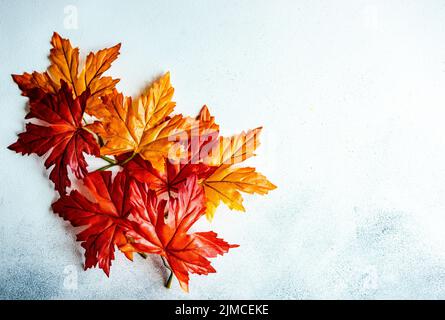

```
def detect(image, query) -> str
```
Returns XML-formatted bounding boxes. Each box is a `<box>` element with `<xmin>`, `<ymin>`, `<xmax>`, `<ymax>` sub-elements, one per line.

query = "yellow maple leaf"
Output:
<box><xmin>203</xmin><ymin>165</ymin><xmax>276</xmax><ymax>220</ymax></box>
<box><xmin>200</xmin><ymin>122</ymin><xmax>276</xmax><ymax>220</ymax></box>
<box><xmin>204</xmin><ymin>127</ymin><xmax>262</xmax><ymax>166</ymax></box>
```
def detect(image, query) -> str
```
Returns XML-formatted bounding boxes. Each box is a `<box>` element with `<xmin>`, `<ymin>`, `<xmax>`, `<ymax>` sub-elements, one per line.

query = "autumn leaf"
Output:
<box><xmin>8</xmin><ymin>81</ymin><xmax>99</xmax><ymax>194</ymax></box>
<box><xmin>52</xmin><ymin>171</ymin><xmax>136</xmax><ymax>276</ymax></box>
<box><xmin>90</xmin><ymin>73</ymin><xmax>204</xmax><ymax>171</ymax></box>
<box><xmin>123</xmin><ymin>176</ymin><xmax>238</xmax><ymax>292</ymax></box>
<box><xmin>124</xmin><ymin>154</ymin><xmax>217</xmax><ymax>197</ymax></box>
<box><xmin>200</xmin><ymin>118</ymin><xmax>276</xmax><ymax>220</ymax></box>
<box><xmin>204</xmin><ymin>127</ymin><xmax>261</xmax><ymax>166</ymax></box>
<box><xmin>203</xmin><ymin>165</ymin><xmax>276</xmax><ymax>219</ymax></box>
<box><xmin>12</xmin><ymin>32</ymin><xmax>120</xmax><ymax>112</ymax></box>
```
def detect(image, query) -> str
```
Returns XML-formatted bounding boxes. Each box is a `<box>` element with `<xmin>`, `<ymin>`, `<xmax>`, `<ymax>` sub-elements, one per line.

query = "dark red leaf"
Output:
<box><xmin>8</xmin><ymin>81</ymin><xmax>99</xmax><ymax>194</ymax></box>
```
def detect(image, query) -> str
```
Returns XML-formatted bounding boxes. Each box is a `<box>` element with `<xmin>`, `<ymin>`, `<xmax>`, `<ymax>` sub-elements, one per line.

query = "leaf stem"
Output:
<box><xmin>97</xmin><ymin>163</ymin><xmax>117</xmax><ymax>171</ymax></box>
<box><xmin>95</xmin><ymin>153</ymin><xmax>136</xmax><ymax>171</ymax></box>
<box><xmin>100</xmin><ymin>155</ymin><xmax>116</xmax><ymax>164</ymax></box>
<box><xmin>166</xmin><ymin>270</ymin><xmax>173</xmax><ymax>289</ymax></box>
<box><xmin>138</xmin><ymin>252</ymin><xmax>148</xmax><ymax>259</ymax></box>
<box><xmin>120</xmin><ymin>152</ymin><xmax>136</xmax><ymax>166</ymax></box>
<box><xmin>161</xmin><ymin>256</ymin><xmax>173</xmax><ymax>289</ymax></box>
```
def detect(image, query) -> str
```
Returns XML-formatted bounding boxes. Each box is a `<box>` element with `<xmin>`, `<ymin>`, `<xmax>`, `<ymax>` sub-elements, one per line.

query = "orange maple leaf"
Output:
<box><xmin>12</xmin><ymin>32</ymin><xmax>120</xmax><ymax>112</ymax></box>
<box><xmin>90</xmin><ymin>73</ymin><xmax>214</xmax><ymax>171</ymax></box>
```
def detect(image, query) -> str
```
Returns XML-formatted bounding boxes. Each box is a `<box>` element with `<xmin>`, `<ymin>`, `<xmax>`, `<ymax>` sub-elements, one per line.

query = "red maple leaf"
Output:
<box><xmin>124</xmin><ymin>154</ymin><xmax>217</xmax><ymax>197</ymax></box>
<box><xmin>124</xmin><ymin>176</ymin><xmax>238</xmax><ymax>292</ymax></box>
<box><xmin>51</xmin><ymin>170</ymin><xmax>136</xmax><ymax>276</ymax></box>
<box><xmin>8</xmin><ymin>81</ymin><xmax>99</xmax><ymax>194</ymax></box>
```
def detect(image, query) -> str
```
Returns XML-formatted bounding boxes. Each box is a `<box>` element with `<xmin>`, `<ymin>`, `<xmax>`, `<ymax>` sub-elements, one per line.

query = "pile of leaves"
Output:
<box><xmin>8</xmin><ymin>32</ymin><xmax>276</xmax><ymax>292</ymax></box>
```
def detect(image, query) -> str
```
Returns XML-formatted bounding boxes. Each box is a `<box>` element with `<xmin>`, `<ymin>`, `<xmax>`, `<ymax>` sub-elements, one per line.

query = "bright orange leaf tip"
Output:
<box><xmin>198</xmin><ymin>104</ymin><xmax>219</xmax><ymax>134</ymax></box>
<box><xmin>123</xmin><ymin>175</ymin><xmax>238</xmax><ymax>292</ymax></box>
<box><xmin>12</xmin><ymin>32</ymin><xmax>121</xmax><ymax>113</ymax></box>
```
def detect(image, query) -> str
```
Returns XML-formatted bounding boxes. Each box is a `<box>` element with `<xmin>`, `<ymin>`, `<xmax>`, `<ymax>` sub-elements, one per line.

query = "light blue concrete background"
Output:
<box><xmin>2</xmin><ymin>0</ymin><xmax>445</xmax><ymax>299</ymax></box>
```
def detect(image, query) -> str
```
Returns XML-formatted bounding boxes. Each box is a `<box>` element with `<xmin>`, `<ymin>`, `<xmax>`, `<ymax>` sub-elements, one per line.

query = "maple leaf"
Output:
<box><xmin>12</xmin><ymin>32</ymin><xmax>120</xmax><ymax>112</ymax></box>
<box><xmin>51</xmin><ymin>171</ymin><xmax>136</xmax><ymax>276</ymax></box>
<box><xmin>8</xmin><ymin>81</ymin><xmax>99</xmax><ymax>194</ymax></box>
<box><xmin>125</xmin><ymin>154</ymin><xmax>216</xmax><ymax>197</ymax></box>
<box><xmin>123</xmin><ymin>176</ymin><xmax>238</xmax><ymax>292</ymax></box>
<box><xmin>202</xmin><ymin>165</ymin><xmax>276</xmax><ymax>218</ymax></box>
<box><xmin>204</xmin><ymin>127</ymin><xmax>261</xmax><ymax>165</ymax></box>
<box><xmin>90</xmin><ymin>72</ymin><xmax>204</xmax><ymax>171</ymax></box>
<box><xmin>200</xmin><ymin>122</ymin><xmax>276</xmax><ymax>220</ymax></box>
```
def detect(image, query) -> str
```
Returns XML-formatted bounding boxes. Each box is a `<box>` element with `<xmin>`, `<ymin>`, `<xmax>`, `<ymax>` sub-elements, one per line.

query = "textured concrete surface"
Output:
<box><xmin>2</xmin><ymin>0</ymin><xmax>445</xmax><ymax>299</ymax></box>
